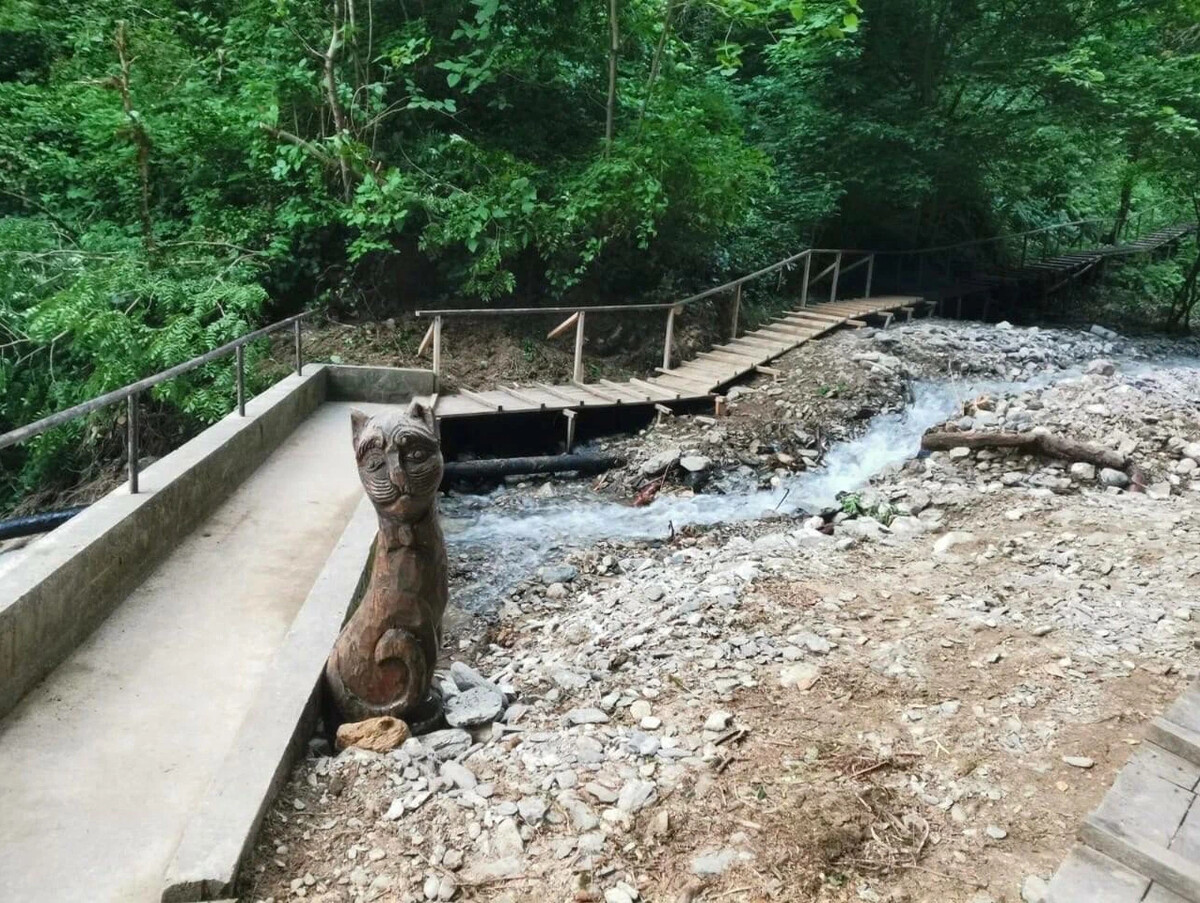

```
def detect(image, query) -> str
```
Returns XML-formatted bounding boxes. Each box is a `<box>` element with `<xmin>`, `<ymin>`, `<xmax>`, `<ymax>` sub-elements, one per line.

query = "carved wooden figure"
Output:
<box><xmin>325</xmin><ymin>402</ymin><xmax>448</xmax><ymax>723</ymax></box>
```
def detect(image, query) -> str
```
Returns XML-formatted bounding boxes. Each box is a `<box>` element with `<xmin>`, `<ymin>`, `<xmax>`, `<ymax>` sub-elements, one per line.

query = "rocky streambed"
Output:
<box><xmin>246</xmin><ymin>319</ymin><xmax>1200</xmax><ymax>903</ymax></box>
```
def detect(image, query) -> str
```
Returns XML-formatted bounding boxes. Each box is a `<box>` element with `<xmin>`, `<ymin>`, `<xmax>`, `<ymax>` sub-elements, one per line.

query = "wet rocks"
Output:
<box><xmin>1099</xmin><ymin>467</ymin><xmax>1130</xmax><ymax>488</ymax></box>
<box><xmin>641</xmin><ymin>448</ymin><xmax>682</xmax><ymax>477</ymax></box>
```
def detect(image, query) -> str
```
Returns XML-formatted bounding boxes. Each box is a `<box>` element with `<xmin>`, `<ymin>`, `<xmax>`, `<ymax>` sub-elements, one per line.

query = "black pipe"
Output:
<box><xmin>0</xmin><ymin>506</ymin><xmax>88</xmax><ymax>541</ymax></box>
<box><xmin>442</xmin><ymin>452</ymin><xmax>625</xmax><ymax>483</ymax></box>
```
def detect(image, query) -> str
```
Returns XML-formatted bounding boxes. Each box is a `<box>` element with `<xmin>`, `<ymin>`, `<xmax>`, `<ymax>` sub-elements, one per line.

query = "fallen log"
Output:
<box><xmin>920</xmin><ymin>429</ymin><xmax>1129</xmax><ymax>471</ymax></box>
<box><xmin>442</xmin><ymin>452</ymin><xmax>625</xmax><ymax>483</ymax></box>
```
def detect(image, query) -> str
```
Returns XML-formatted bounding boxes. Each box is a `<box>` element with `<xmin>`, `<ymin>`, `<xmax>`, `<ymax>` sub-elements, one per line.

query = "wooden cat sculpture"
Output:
<box><xmin>325</xmin><ymin>402</ymin><xmax>448</xmax><ymax>723</ymax></box>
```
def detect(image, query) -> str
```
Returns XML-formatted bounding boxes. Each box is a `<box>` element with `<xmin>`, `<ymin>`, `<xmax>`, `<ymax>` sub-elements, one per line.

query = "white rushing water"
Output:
<box><xmin>441</xmin><ymin>376</ymin><xmax>1022</xmax><ymax>610</ymax></box>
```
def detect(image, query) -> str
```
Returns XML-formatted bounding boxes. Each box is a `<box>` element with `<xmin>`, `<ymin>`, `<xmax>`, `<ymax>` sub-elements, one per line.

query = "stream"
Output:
<box><xmin>440</xmin><ymin>375</ymin><xmax>1026</xmax><ymax>612</ymax></box>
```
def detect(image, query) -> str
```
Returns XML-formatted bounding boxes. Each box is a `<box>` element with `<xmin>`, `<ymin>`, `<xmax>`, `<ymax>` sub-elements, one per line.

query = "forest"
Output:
<box><xmin>1</xmin><ymin>0</ymin><xmax>1199</xmax><ymax>509</ymax></box>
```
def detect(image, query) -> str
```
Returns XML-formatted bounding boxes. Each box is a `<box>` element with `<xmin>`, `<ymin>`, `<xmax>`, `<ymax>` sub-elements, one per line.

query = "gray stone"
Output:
<box><xmin>566</xmin><ymin>707</ymin><xmax>610</xmax><ymax>725</ymax></box>
<box><xmin>421</xmin><ymin>729</ymin><xmax>473</xmax><ymax>760</ymax></box>
<box><xmin>779</xmin><ymin>663</ymin><xmax>820</xmax><ymax>690</ymax></box>
<box><xmin>1183</xmin><ymin>442</ymin><xmax>1200</xmax><ymax>463</ymax></box>
<box><xmin>1099</xmin><ymin>468</ymin><xmax>1130</xmax><ymax>488</ymax></box>
<box><xmin>518</xmin><ymin>796</ymin><xmax>548</xmax><ymax>823</ymax></box>
<box><xmin>640</xmin><ymin>448</ymin><xmax>682</xmax><ymax>477</ymax></box>
<box><xmin>440</xmin><ymin>760</ymin><xmax>477</xmax><ymax>790</ymax></box>
<box><xmin>1062</xmin><ymin>755</ymin><xmax>1095</xmax><ymax>769</ymax></box>
<box><xmin>679</xmin><ymin>455</ymin><xmax>711</xmax><ymax>473</ymax></box>
<box><xmin>538</xmin><ymin>564</ymin><xmax>578</xmax><ymax>584</ymax></box>
<box><xmin>986</xmin><ymin>825</ymin><xmax>1008</xmax><ymax>840</ymax></box>
<box><xmin>617</xmin><ymin>779</ymin><xmax>657</xmax><ymax>813</ymax></box>
<box><xmin>444</xmin><ymin>687</ymin><xmax>505</xmax><ymax>728</ymax></box>
<box><xmin>449</xmin><ymin>661</ymin><xmax>503</xmax><ymax>696</ymax></box>
<box><xmin>703</xmin><ymin>711</ymin><xmax>733</xmax><ymax>731</ymax></box>
<box><xmin>1069</xmin><ymin>462</ymin><xmax>1096</xmax><ymax>481</ymax></box>
<box><xmin>691</xmin><ymin>848</ymin><xmax>737</xmax><ymax>876</ymax></box>
<box><xmin>1086</xmin><ymin>359</ymin><xmax>1116</xmax><ymax>376</ymax></box>
<box><xmin>492</xmin><ymin>817</ymin><xmax>524</xmax><ymax>857</ymax></box>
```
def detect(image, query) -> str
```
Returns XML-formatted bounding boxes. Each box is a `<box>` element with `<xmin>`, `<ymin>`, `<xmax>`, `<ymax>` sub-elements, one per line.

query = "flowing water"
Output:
<box><xmin>442</xmin><ymin>376</ymin><xmax>1022</xmax><ymax>611</ymax></box>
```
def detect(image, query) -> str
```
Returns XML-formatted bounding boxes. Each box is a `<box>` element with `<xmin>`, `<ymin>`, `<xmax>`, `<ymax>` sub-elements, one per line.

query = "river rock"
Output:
<box><xmin>617</xmin><ymin>779</ymin><xmax>657</xmax><ymax>813</ymax></box>
<box><xmin>444</xmin><ymin>686</ymin><xmax>505</xmax><ymax>728</ymax></box>
<box><xmin>691</xmin><ymin>848</ymin><xmax>737</xmax><ymax>876</ymax></box>
<box><xmin>1099</xmin><ymin>468</ymin><xmax>1130</xmax><ymax>488</ymax></box>
<box><xmin>1085</xmin><ymin>359</ymin><xmax>1116</xmax><ymax>376</ymax></box>
<box><xmin>679</xmin><ymin>455</ymin><xmax>711</xmax><ymax>473</ymax></box>
<box><xmin>1182</xmin><ymin>442</ymin><xmax>1200</xmax><ymax>462</ymax></box>
<box><xmin>538</xmin><ymin>564</ymin><xmax>578</xmax><ymax>585</ymax></box>
<box><xmin>1069</xmin><ymin>462</ymin><xmax>1095</xmax><ymax>481</ymax></box>
<box><xmin>420</xmin><ymin>728</ymin><xmax>473</xmax><ymax>760</ymax></box>
<box><xmin>641</xmin><ymin>448</ymin><xmax>681</xmax><ymax>476</ymax></box>
<box><xmin>450</xmin><ymin>661</ymin><xmax>504</xmax><ymax>696</ymax></box>
<box><xmin>566</xmin><ymin>707</ymin><xmax>610</xmax><ymax>725</ymax></box>
<box><xmin>336</xmin><ymin>716</ymin><xmax>411</xmax><ymax>753</ymax></box>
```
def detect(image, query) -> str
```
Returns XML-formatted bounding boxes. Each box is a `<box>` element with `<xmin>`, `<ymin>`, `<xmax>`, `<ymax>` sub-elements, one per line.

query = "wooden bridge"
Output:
<box><xmin>421</xmin><ymin>292</ymin><xmax>929</xmax><ymax>422</ymax></box>
<box><xmin>1048</xmin><ymin>679</ymin><xmax>1200</xmax><ymax>902</ymax></box>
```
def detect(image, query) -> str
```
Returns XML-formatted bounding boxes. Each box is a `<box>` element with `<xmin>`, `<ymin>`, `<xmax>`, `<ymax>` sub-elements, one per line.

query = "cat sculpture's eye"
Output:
<box><xmin>365</xmin><ymin>451</ymin><xmax>385</xmax><ymax>470</ymax></box>
<box><xmin>408</xmin><ymin>448</ymin><xmax>429</xmax><ymax>463</ymax></box>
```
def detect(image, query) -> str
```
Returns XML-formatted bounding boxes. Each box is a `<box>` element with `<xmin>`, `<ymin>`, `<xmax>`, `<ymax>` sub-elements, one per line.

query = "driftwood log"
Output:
<box><xmin>921</xmin><ymin>429</ymin><xmax>1130</xmax><ymax>471</ymax></box>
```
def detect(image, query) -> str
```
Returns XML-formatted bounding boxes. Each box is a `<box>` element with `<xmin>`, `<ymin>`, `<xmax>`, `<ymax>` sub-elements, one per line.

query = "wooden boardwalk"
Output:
<box><xmin>1048</xmin><ymin>680</ymin><xmax>1200</xmax><ymax>902</ymax></box>
<box><xmin>426</xmin><ymin>295</ymin><xmax>925</xmax><ymax>420</ymax></box>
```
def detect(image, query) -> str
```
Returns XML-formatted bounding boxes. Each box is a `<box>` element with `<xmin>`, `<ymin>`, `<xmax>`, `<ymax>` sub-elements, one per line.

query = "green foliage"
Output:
<box><xmin>1</xmin><ymin>0</ymin><xmax>1199</xmax><ymax>510</ymax></box>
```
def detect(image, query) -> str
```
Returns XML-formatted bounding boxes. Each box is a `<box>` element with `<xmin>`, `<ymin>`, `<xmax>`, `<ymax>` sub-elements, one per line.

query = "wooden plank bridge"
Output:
<box><xmin>1049</xmin><ymin>680</ymin><xmax>1200</xmax><ymax>902</ymax></box>
<box><xmin>423</xmin><ymin>293</ymin><xmax>927</xmax><ymax>422</ymax></box>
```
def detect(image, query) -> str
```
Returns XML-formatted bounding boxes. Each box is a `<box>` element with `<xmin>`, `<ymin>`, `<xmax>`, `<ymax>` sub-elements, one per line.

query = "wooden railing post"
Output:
<box><xmin>127</xmin><ymin>393</ymin><xmax>139</xmax><ymax>494</ymax></box>
<box><xmin>662</xmin><ymin>306</ymin><xmax>676</xmax><ymax>370</ymax></box>
<box><xmin>829</xmin><ymin>251</ymin><xmax>842</xmax><ymax>302</ymax></box>
<box><xmin>800</xmin><ymin>251</ymin><xmax>812</xmax><ymax>307</ymax></box>
<box><xmin>432</xmin><ymin>315</ymin><xmax>443</xmax><ymax>389</ymax></box>
<box><xmin>730</xmin><ymin>283</ymin><xmax>742</xmax><ymax>337</ymax></box>
<box><xmin>293</xmin><ymin>319</ymin><xmax>303</xmax><ymax>375</ymax></box>
<box><xmin>573</xmin><ymin>310</ymin><xmax>586</xmax><ymax>383</ymax></box>
<box><xmin>864</xmin><ymin>254</ymin><xmax>875</xmax><ymax>298</ymax></box>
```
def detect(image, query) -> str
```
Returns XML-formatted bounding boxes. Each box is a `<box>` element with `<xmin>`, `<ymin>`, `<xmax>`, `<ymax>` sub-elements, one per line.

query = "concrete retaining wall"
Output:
<box><xmin>161</xmin><ymin>497</ymin><xmax>376</xmax><ymax>902</ymax></box>
<box><xmin>0</xmin><ymin>367</ymin><xmax>329</xmax><ymax>719</ymax></box>
<box><xmin>325</xmin><ymin>364</ymin><xmax>435</xmax><ymax>403</ymax></box>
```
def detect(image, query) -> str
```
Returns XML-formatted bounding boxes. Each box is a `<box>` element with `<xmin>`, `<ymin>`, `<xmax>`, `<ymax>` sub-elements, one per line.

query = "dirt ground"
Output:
<box><xmin>243</xmin><ymin>319</ymin><xmax>1200</xmax><ymax>903</ymax></box>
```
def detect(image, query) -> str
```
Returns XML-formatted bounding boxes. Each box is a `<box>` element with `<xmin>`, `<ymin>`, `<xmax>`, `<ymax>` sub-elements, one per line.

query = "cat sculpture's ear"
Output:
<box><xmin>350</xmin><ymin>408</ymin><xmax>370</xmax><ymax>445</ymax></box>
<box><xmin>407</xmin><ymin>399</ymin><xmax>436</xmax><ymax>430</ymax></box>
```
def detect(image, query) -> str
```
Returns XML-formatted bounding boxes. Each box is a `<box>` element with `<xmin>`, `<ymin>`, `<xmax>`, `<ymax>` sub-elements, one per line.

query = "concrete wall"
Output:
<box><xmin>0</xmin><ymin>366</ymin><xmax>329</xmax><ymax>719</ymax></box>
<box><xmin>325</xmin><ymin>364</ymin><xmax>435</xmax><ymax>403</ymax></box>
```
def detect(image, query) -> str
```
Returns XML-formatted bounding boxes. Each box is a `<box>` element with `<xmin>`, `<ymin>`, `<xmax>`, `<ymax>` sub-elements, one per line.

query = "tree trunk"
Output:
<box><xmin>921</xmin><ymin>429</ymin><xmax>1129</xmax><ymax>471</ymax></box>
<box><xmin>604</xmin><ymin>0</ymin><xmax>619</xmax><ymax>156</ymax></box>
<box><xmin>324</xmin><ymin>0</ymin><xmax>354</xmax><ymax>200</ymax></box>
<box><xmin>113</xmin><ymin>22</ymin><xmax>154</xmax><ymax>255</ymax></box>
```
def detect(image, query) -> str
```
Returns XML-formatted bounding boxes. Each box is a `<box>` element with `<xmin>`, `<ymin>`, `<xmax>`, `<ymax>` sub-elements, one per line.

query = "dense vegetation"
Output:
<box><xmin>1</xmin><ymin>0</ymin><xmax>1199</xmax><ymax>509</ymax></box>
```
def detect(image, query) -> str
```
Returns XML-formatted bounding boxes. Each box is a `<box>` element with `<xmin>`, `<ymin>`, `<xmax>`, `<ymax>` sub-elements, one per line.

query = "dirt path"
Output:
<box><xmin>245</xmin><ymin>320</ymin><xmax>1200</xmax><ymax>903</ymax></box>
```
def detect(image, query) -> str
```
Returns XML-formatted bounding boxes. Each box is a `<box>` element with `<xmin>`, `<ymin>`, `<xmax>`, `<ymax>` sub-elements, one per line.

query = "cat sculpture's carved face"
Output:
<box><xmin>351</xmin><ymin>402</ymin><xmax>442</xmax><ymax>522</ymax></box>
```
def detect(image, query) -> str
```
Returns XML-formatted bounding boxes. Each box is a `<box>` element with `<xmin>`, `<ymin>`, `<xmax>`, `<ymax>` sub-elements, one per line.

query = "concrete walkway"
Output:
<box><xmin>0</xmin><ymin>403</ymin><xmax>370</xmax><ymax>902</ymax></box>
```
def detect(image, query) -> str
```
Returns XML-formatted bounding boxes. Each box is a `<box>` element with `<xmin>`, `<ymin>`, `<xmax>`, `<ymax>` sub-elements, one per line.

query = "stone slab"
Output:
<box><xmin>1165</xmin><ymin>685</ymin><xmax>1200</xmax><ymax>736</ymax></box>
<box><xmin>161</xmin><ymin>496</ymin><xmax>376</xmax><ymax>902</ymax></box>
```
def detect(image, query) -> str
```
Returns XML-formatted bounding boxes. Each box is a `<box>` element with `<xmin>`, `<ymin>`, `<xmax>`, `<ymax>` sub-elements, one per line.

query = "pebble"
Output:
<box><xmin>691</xmin><ymin>848</ymin><xmax>737</xmax><ymax>876</ymax></box>
<box><xmin>1099</xmin><ymin>467</ymin><xmax>1130</xmax><ymax>488</ymax></box>
<box><xmin>1062</xmin><ymin>756</ymin><xmax>1095</xmax><ymax>769</ymax></box>
<box><xmin>566</xmin><ymin>707</ymin><xmax>610</xmax><ymax>725</ymax></box>
<box><xmin>779</xmin><ymin>663</ymin><xmax>820</xmax><ymax>690</ymax></box>
<box><xmin>986</xmin><ymin>825</ymin><xmax>1008</xmax><ymax>840</ymax></box>
<box><xmin>1021</xmin><ymin>875</ymin><xmax>1049</xmax><ymax>903</ymax></box>
<box><xmin>703</xmin><ymin>711</ymin><xmax>733</xmax><ymax>731</ymax></box>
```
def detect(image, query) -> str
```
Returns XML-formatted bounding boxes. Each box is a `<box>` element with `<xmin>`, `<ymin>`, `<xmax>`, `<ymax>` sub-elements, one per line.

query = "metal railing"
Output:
<box><xmin>414</xmin><ymin>248</ymin><xmax>875</xmax><ymax>389</ymax></box>
<box><xmin>0</xmin><ymin>311</ymin><xmax>314</xmax><ymax>494</ymax></box>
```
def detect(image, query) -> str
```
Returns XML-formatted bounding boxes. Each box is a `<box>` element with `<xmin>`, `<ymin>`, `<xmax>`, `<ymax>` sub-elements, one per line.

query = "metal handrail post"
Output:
<box><xmin>127</xmin><ymin>394</ymin><xmax>139</xmax><ymax>494</ymax></box>
<box><xmin>432</xmin><ymin>315</ymin><xmax>443</xmax><ymax>389</ymax></box>
<box><xmin>235</xmin><ymin>345</ymin><xmax>246</xmax><ymax>417</ymax></box>
<box><xmin>293</xmin><ymin>320</ymin><xmax>303</xmax><ymax>375</ymax></box>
